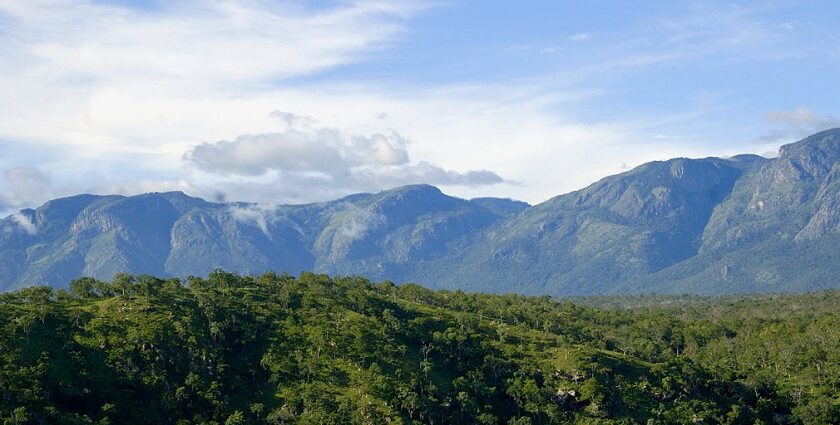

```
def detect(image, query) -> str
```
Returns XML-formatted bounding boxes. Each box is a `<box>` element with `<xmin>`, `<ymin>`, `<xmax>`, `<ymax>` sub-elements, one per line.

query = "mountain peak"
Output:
<box><xmin>382</xmin><ymin>183</ymin><xmax>443</xmax><ymax>196</ymax></box>
<box><xmin>773</xmin><ymin>128</ymin><xmax>840</xmax><ymax>180</ymax></box>
<box><xmin>331</xmin><ymin>184</ymin><xmax>444</xmax><ymax>206</ymax></box>
<box><xmin>369</xmin><ymin>184</ymin><xmax>450</xmax><ymax>208</ymax></box>
<box><xmin>779</xmin><ymin>128</ymin><xmax>840</xmax><ymax>154</ymax></box>
<box><xmin>146</xmin><ymin>190</ymin><xmax>190</xmax><ymax>198</ymax></box>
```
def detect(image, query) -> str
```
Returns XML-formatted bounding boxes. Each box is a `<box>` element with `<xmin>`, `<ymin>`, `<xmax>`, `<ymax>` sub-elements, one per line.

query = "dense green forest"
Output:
<box><xmin>1</xmin><ymin>272</ymin><xmax>839</xmax><ymax>424</ymax></box>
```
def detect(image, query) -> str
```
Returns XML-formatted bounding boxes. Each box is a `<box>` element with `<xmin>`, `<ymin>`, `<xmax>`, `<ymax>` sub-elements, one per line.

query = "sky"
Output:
<box><xmin>1</xmin><ymin>0</ymin><xmax>839</xmax><ymax>214</ymax></box>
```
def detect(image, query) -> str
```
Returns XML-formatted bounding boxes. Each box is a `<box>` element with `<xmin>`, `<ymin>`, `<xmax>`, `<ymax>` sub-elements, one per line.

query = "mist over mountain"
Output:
<box><xmin>2</xmin><ymin>129</ymin><xmax>840</xmax><ymax>295</ymax></box>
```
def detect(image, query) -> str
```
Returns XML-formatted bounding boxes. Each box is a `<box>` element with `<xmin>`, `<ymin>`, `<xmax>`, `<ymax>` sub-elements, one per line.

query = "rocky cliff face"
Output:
<box><xmin>638</xmin><ymin>129</ymin><xmax>840</xmax><ymax>293</ymax></box>
<box><xmin>2</xmin><ymin>129</ymin><xmax>840</xmax><ymax>295</ymax></box>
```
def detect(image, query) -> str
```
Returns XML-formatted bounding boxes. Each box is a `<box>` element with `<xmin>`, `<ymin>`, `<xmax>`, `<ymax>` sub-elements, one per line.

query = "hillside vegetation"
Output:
<box><xmin>1</xmin><ymin>272</ymin><xmax>839</xmax><ymax>424</ymax></box>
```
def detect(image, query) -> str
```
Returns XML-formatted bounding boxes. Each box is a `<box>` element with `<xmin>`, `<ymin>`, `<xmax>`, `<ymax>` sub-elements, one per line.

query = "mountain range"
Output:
<box><xmin>2</xmin><ymin>129</ymin><xmax>840</xmax><ymax>295</ymax></box>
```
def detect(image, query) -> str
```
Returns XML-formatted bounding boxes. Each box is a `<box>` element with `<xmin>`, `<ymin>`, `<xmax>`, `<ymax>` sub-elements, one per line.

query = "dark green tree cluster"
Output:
<box><xmin>1</xmin><ymin>272</ymin><xmax>838</xmax><ymax>424</ymax></box>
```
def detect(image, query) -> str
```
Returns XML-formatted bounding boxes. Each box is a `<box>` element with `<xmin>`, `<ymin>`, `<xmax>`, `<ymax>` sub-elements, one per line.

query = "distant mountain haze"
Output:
<box><xmin>2</xmin><ymin>129</ymin><xmax>840</xmax><ymax>295</ymax></box>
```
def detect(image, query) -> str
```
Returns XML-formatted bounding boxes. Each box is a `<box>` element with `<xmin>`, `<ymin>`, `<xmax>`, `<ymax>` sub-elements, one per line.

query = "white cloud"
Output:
<box><xmin>11</xmin><ymin>213</ymin><xmax>37</xmax><ymax>235</ymax></box>
<box><xmin>0</xmin><ymin>0</ymin><xmax>416</xmax><ymax>85</ymax></box>
<box><xmin>184</xmin><ymin>113</ymin><xmax>412</xmax><ymax>176</ymax></box>
<box><xmin>269</xmin><ymin>111</ymin><xmax>320</xmax><ymax>131</ymax></box>
<box><xmin>758</xmin><ymin>107</ymin><xmax>840</xmax><ymax>146</ymax></box>
<box><xmin>229</xmin><ymin>203</ymin><xmax>281</xmax><ymax>237</ymax></box>
<box><xmin>333</xmin><ymin>203</ymin><xmax>386</xmax><ymax>242</ymax></box>
<box><xmin>0</xmin><ymin>0</ymin><xmax>425</xmax><ymax>151</ymax></box>
<box><xmin>764</xmin><ymin>107</ymin><xmax>840</xmax><ymax>131</ymax></box>
<box><xmin>568</xmin><ymin>33</ymin><xmax>591</xmax><ymax>42</ymax></box>
<box><xmin>183</xmin><ymin>112</ymin><xmax>506</xmax><ymax>201</ymax></box>
<box><xmin>0</xmin><ymin>167</ymin><xmax>53</xmax><ymax>211</ymax></box>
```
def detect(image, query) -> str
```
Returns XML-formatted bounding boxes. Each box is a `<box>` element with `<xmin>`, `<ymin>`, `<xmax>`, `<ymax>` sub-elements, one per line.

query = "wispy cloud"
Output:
<box><xmin>0</xmin><ymin>167</ymin><xmax>53</xmax><ymax>211</ymax></box>
<box><xmin>229</xmin><ymin>203</ymin><xmax>281</xmax><ymax>237</ymax></box>
<box><xmin>758</xmin><ymin>107</ymin><xmax>840</xmax><ymax>146</ymax></box>
<box><xmin>568</xmin><ymin>33</ymin><xmax>591</xmax><ymax>42</ymax></box>
<box><xmin>764</xmin><ymin>107</ymin><xmax>840</xmax><ymax>132</ymax></box>
<box><xmin>0</xmin><ymin>0</ymin><xmax>418</xmax><ymax>86</ymax></box>
<box><xmin>11</xmin><ymin>213</ymin><xmax>37</xmax><ymax>235</ymax></box>
<box><xmin>333</xmin><ymin>203</ymin><xmax>386</xmax><ymax>242</ymax></box>
<box><xmin>0</xmin><ymin>0</ymin><xmax>426</xmax><ymax>147</ymax></box>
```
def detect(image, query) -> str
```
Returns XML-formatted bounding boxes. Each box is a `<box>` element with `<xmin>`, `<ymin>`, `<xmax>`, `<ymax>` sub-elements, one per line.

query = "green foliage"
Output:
<box><xmin>1</xmin><ymin>273</ymin><xmax>839</xmax><ymax>424</ymax></box>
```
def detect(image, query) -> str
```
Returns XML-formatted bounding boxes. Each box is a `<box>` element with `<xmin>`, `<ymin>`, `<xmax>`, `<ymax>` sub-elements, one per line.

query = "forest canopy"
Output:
<box><xmin>1</xmin><ymin>271</ymin><xmax>839</xmax><ymax>424</ymax></box>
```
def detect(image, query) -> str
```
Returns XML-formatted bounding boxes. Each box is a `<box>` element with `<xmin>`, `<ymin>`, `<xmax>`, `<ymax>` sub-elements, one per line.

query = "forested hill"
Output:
<box><xmin>3</xmin><ymin>129</ymin><xmax>840</xmax><ymax>296</ymax></box>
<box><xmin>1</xmin><ymin>272</ymin><xmax>839</xmax><ymax>424</ymax></box>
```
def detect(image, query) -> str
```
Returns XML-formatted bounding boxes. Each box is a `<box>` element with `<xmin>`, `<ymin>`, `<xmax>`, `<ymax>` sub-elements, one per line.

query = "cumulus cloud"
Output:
<box><xmin>183</xmin><ymin>112</ymin><xmax>410</xmax><ymax>176</ymax></box>
<box><xmin>183</xmin><ymin>112</ymin><xmax>505</xmax><ymax>201</ymax></box>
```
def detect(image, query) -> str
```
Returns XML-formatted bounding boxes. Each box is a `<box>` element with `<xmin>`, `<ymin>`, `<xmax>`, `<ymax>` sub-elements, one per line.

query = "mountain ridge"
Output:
<box><xmin>2</xmin><ymin>129</ymin><xmax>840</xmax><ymax>295</ymax></box>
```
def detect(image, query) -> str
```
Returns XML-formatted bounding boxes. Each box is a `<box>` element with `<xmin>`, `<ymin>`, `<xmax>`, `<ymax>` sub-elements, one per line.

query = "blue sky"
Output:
<box><xmin>0</xmin><ymin>0</ymin><xmax>838</xmax><ymax>214</ymax></box>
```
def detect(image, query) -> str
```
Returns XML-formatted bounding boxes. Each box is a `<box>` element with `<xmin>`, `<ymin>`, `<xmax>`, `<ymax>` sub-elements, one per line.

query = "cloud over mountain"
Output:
<box><xmin>185</xmin><ymin>115</ymin><xmax>410</xmax><ymax>176</ymax></box>
<box><xmin>765</xmin><ymin>107</ymin><xmax>840</xmax><ymax>133</ymax></box>
<box><xmin>759</xmin><ymin>107</ymin><xmax>840</xmax><ymax>145</ymax></box>
<box><xmin>183</xmin><ymin>112</ymin><xmax>505</xmax><ymax>200</ymax></box>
